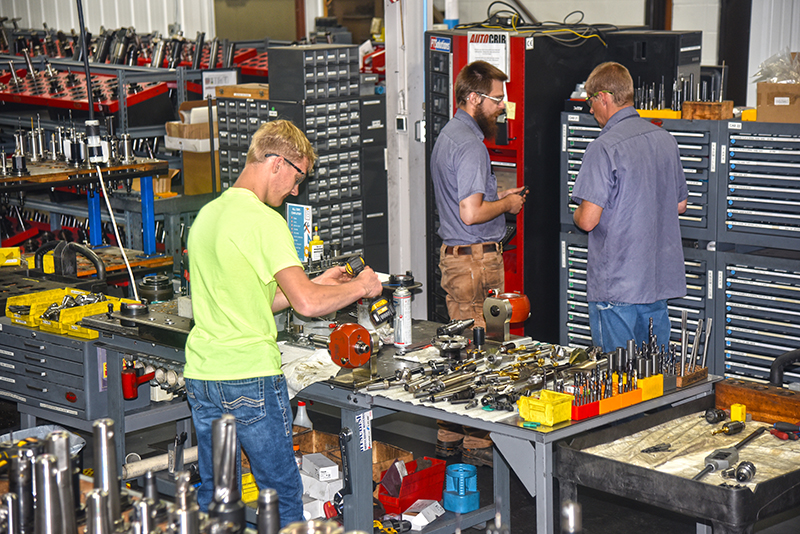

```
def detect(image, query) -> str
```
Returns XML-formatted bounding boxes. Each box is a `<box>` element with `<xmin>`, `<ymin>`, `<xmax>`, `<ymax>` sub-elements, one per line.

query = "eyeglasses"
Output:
<box><xmin>586</xmin><ymin>90</ymin><xmax>614</xmax><ymax>104</ymax></box>
<box><xmin>476</xmin><ymin>92</ymin><xmax>505</xmax><ymax>105</ymax></box>
<box><xmin>265</xmin><ymin>153</ymin><xmax>306</xmax><ymax>183</ymax></box>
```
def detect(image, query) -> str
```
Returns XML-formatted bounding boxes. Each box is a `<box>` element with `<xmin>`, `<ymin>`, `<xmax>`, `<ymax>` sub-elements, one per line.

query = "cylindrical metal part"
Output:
<box><xmin>174</xmin><ymin>472</ymin><xmax>200</xmax><ymax>534</ymax></box>
<box><xmin>736</xmin><ymin>461</ymin><xmax>756</xmax><ymax>483</ymax></box>
<box><xmin>85</xmin><ymin>489</ymin><xmax>111</xmax><ymax>534</ymax></box>
<box><xmin>2</xmin><ymin>492</ymin><xmax>20</xmax><ymax>534</ymax></box>
<box><xmin>614</xmin><ymin>347</ymin><xmax>625</xmax><ymax>373</ymax></box>
<box><xmin>222</xmin><ymin>40</ymin><xmax>236</xmax><ymax>69</ymax></box>
<box><xmin>393</xmin><ymin>286</ymin><xmax>412</xmax><ymax>350</ymax></box>
<box><xmin>45</xmin><ymin>431</ymin><xmax>77</xmax><ymax>534</ymax></box>
<box><xmin>133</xmin><ymin>498</ymin><xmax>155</xmax><ymax>534</ymax></box>
<box><xmin>207</xmin><ymin>38</ymin><xmax>220</xmax><ymax>69</ymax></box>
<box><xmin>700</xmin><ymin>317</ymin><xmax>713</xmax><ymax>369</ymax></box>
<box><xmin>14</xmin><ymin>131</ymin><xmax>26</xmax><ymax>157</ymax></box>
<box><xmin>680</xmin><ymin>310</ymin><xmax>688</xmax><ymax>376</ymax></box>
<box><xmin>257</xmin><ymin>488</ymin><xmax>280</xmax><ymax>534</ymax></box>
<box><xmin>10</xmin><ymin>447</ymin><xmax>35</xmax><ymax>534</ymax></box>
<box><xmin>192</xmin><ymin>32</ymin><xmax>205</xmax><ymax>70</ymax></box>
<box><xmin>626</xmin><ymin>339</ymin><xmax>635</xmax><ymax>362</ymax></box>
<box><xmin>150</xmin><ymin>40</ymin><xmax>167</xmax><ymax>69</ymax></box>
<box><xmin>635</xmin><ymin>357</ymin><xmax>645</xmax><ymax>378</ymax></box>
<box><xmin>120</xmin><ymin>133</ymin><xmax>135</xmax><ymax>164</ymax></box>
<box><xmin>34</xmin><ymin>454</ymin><xmax>63</xmax><ymax>534</ymax></box>
<box><xmin>143</xmin><ymin>470</ymin><xmax>159</xmax><ymax>501</ymax></box>
<box><xmin>473</xmin><ymin>326</ymin><xmax>485</xmax><ymax>350</ymax></box>
<box><xmin>92</xmin><ymin>419</ymin><xmax>121</xmax><ymax>526</ymax></box>
<box><xmin>278</xmin><ymin>521</ymin><xmax>344</xmax><ymax>534</ymax></box>
<box><xmin>209</xmin><ymin>415</ymin><xmax>245</xmax><ymax>531</ymax></box>
<box><xmin>21</xmin><ymin>48</ymin><xmax>36</xmax><ymax>78</ymax></box>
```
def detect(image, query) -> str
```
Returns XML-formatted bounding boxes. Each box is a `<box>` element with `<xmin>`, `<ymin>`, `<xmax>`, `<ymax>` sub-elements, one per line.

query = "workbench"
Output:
<box><xmin>5</xmin><ymin>311</ymin><xmax>726</xmax><ymax>533</ymax></box>
<box><xmin>295</xmin><ymin>320</ymin><xmax>720</xmax><ymax>534</ymax></box>
<box><xmin>556</xmin><ymin>395</ymin><xmax>800</xmax><ymax>534</ymax></box>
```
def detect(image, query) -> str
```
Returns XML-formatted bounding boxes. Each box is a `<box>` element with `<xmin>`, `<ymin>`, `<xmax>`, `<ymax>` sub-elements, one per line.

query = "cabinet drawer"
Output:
<box><xmin>0</xmin><ymin>347</ymin><xmax>83</xmax><ymax>375</ymax></box>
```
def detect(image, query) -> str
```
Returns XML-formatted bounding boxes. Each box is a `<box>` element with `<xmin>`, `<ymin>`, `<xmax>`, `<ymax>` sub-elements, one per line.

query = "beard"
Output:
<box><xmin>474</xmin><ymin>103</ymin><xmax>500</xmax><ymax>140</ymax></box>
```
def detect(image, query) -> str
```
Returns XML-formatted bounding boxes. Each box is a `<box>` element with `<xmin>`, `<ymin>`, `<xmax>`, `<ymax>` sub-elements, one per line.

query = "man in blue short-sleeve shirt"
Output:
<box><xmin>572</xmin><ymin>62</ymin><xmax>688</xmax><ymax>352</ymax></box>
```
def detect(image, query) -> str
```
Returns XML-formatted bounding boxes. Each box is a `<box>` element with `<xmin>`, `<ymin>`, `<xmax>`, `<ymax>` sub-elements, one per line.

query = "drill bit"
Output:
<box><xmin>680</xmin><ymin>310</ymin><xmax>688</xmax><ymax>376</ymax></box>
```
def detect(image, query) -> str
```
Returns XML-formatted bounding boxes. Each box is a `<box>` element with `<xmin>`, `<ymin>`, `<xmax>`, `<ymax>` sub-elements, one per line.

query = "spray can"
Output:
<box><xmin>393</xmin><ymin>286</ymin><xmax>411</xmax><ymax>350</ymax></box>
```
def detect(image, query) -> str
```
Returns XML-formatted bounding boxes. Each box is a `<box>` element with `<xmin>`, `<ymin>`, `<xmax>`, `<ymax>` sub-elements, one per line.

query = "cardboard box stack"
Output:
<box><xmin>756</xmin><ymin>52</ymin><xmax>800</xmax><ymax>124</ymax></box>
<box><xmin>164</xmin><ymin>101</ymin><xmax>221</xmax><ymax>195</ymax></box>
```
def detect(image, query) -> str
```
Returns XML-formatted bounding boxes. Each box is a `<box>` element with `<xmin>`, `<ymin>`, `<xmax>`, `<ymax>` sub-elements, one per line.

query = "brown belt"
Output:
<box><xmin>444</xmin><ymin>243</ymin><xmax>500</xmax><ymax>256</ymax></box>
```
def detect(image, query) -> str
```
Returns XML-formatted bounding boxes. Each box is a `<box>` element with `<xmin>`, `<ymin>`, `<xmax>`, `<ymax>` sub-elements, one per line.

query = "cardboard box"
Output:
<box><xmin>402</xmin><ymin>499</ymin><xmax>446</xmax><ymax>531</ymax></box>
<box><xmin>302</xmin><ymin>453</ymin><xmax>339</xmax><ymax>481</ymax></box>
<box><xmin>756</xmin><ymin>82</ymin><xmax>800</xmax><ymax>123</ymax></box>
<box><xmin>164</xmin><ymin>100</ymin><xmax>221</xmax><ymax>195</ymax></box>
<box><xmin>300</xmin><ymin>471</ymin><xmax>344</xmax><ymax>501</ymax></box>
<box><xmin>293</xmin><ymin>427</ymin><xmax>414</xmax><ymax>483</ymax></box>
<box><xmin>302</xmin><ymin>495</ymin><xmax>325</xmax><ymax>520</ymax></box>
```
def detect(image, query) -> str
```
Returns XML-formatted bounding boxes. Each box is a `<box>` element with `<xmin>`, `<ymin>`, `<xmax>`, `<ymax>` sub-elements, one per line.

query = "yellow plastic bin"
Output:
<box><xmin>517</xmin><ymin>390</ymin><xmax>574</xmax><ymax>426</ymax></box>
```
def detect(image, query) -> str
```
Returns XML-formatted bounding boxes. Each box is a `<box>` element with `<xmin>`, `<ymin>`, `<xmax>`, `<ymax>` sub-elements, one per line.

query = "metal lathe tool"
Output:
<box><xmin>33</xmin><ymin>454</ymin><xmax>61</xmax><ymax>534</ymax></box>
<box><xmin>92</xmin><ymin>419</ymin><xmax>121</xmax><ymax>526</ymax></box>
<box><xmin>209</xmin><ymin>415</ymin><xmax>245</xmax><ymax>532</ymax></box>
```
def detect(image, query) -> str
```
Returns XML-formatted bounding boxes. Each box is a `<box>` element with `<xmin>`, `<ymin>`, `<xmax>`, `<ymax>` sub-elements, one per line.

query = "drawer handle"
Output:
<box><xmin>25</xmin><ymin>368</ymin><xmax>46</xmax><ymax>378</ymax></box>
<box><xmin>23</xmin><ymin>343</ymin><xmax>46</xmax><ymax>351</ymax></box>
<box><xmin>26</xmin><ymin>384</ymin><xmax>48</xmax><ymax>393</ymax></box>
<box><xmin>23</xmin><ymin>355</ymin><xmax>46</xmax><ymax>364</ymax></box>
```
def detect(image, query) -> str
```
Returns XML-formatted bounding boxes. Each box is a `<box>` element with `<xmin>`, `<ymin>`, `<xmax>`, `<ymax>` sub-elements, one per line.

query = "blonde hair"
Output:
<box><xmin>246</xmin><ymin>120</ymin><xmax>317</xmax><ymax>171</ymax></box>
<box><xmin>585</xmin><ymin>62</ymin><xmax>634</xmax><ymax>107</ymax></box>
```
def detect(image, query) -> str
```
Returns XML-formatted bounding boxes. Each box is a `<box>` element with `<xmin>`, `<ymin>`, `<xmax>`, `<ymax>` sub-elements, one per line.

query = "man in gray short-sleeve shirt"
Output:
<box><xmin>431</xmin><ymin>60</ymin><xmax>526</xmax><ymax>328</ymax></box>
<box><xmin>572</xmin><ymin>62</ymin><xmax>688</xmax><ymax>352</ymax></box>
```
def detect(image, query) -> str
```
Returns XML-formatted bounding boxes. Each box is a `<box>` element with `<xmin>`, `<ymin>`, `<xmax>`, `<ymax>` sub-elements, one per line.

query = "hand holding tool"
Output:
<box><xmin>343</xmin><ymin>255</ymin><xmax>365</xmax><ymax>276</ymax></box>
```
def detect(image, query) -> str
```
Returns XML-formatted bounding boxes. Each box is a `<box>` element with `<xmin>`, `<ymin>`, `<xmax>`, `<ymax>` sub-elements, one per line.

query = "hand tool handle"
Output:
<box><xmin>774</xmin><ymin>422</ymin><xmax>800</xmax><ymax>433</ymax></box>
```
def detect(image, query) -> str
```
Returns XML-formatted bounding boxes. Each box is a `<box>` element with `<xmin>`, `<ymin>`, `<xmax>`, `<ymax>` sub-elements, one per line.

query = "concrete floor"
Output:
<box><xmin>2</xmin><ymin>399</ymin><xmax>799</xmax><ymax>533</ymax></box>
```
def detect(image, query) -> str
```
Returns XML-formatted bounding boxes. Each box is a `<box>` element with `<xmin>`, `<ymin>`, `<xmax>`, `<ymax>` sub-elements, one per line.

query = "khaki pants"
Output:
<box><xmin>439</xmin><ymin>242</ymin><xmax>504</xmax><ymax>328</ymax></box>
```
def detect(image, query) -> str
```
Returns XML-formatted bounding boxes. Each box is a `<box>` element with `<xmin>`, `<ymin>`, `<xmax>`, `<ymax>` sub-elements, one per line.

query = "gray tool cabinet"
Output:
<box><xmin>560</xmin><ymin>114</ymin><xmax>800</xmax><ymax>388</ymax></box>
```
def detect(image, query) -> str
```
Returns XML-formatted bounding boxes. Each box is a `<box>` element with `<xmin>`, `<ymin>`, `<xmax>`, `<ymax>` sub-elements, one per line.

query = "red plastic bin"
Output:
<box><xmin>377</xmin><ymin>457</ymin><xmax>446</xmax><ymax>514</ymax></box>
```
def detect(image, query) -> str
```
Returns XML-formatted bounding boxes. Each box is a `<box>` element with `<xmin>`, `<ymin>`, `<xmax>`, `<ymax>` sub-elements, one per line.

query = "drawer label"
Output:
<box><xmin>0</xmin><ymin>375</ymin><xmax>14</xmax><ymax>383</ymax></box>
<box><xmin>0</xmin><ymin>390</ymin><xmax>24</xmax><ymax>402</ymax></box>
<box><xmin>0</xmin><ymin>348</ymin><xmax>13</xmax><ymax>357</ymax></box>
<box><xmin>39</xmin><ymin>402</ymin><xmax>79</xmax><ymax>416</ymax></box>
<box><xmin>0</xmin><ymin>361</ymin><xmax>14</xmax><ymax>370</ymax></box>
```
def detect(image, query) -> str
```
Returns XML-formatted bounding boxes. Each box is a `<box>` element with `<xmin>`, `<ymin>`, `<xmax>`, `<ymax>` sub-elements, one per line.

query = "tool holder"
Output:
<box><xmin>442</xmin><ymin>463</ymin><xmax>480</xmax><ymax>514</ymax></box>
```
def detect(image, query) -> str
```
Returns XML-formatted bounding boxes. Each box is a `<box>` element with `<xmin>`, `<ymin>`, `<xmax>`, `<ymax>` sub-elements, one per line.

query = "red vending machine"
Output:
<box><xmin>425</xmin><ymin>27</ymin><xmax>610</xmax><ymax>341</ymax></box>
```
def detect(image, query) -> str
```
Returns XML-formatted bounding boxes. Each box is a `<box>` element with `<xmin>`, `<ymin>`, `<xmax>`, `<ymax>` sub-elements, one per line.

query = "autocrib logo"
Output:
<box><xmin>430</xmin><ymin>36</ymin><xmax>451</xmax><ymax>52</ymax></box>
<box><xmin>469</xmin><ymin>33</ymin><xmax>507</xmax><ymax>44</ymax></box>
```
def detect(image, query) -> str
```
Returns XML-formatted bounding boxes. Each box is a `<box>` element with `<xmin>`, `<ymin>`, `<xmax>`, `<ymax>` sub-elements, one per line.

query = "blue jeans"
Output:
<box><xmin>588</xmin><ymin>300</ymin><xmax>671</xmax><ymax>353</ymax></box>
<box><xmin>185</xmin><ymin>375</ymin><xmax>303</xmax><ymax>527</ymax></box>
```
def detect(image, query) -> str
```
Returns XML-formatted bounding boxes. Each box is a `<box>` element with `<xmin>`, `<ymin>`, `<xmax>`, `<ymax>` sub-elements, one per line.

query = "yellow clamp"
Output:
<box><xmin>373</xmin><ymin>520</ymin><xmax>397</xmax><ymax>534</ymax></box>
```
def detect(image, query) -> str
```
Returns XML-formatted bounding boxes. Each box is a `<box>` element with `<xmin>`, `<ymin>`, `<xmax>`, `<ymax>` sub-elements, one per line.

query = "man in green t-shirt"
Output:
<box><xmin>184</xmin><ymin>120</ymin><xmax>382</xmax><ymax>526</ymax></box>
